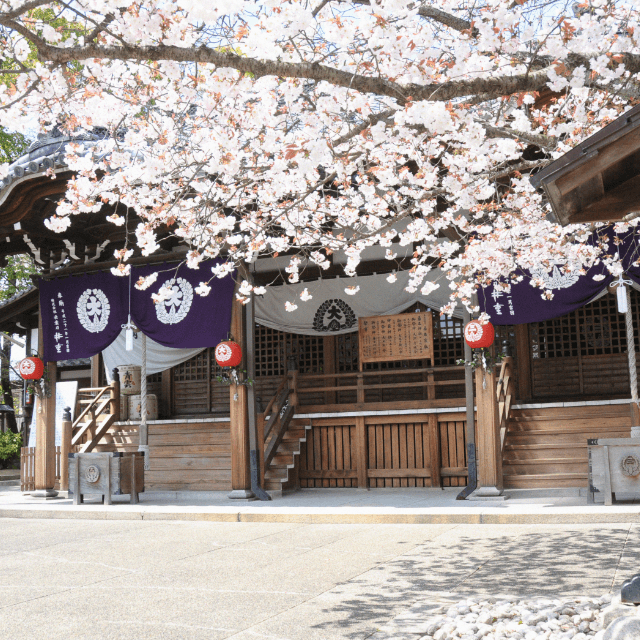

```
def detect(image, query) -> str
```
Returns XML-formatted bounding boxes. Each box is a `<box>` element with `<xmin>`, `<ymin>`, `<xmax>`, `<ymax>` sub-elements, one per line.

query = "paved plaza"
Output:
<box><xmin>2</xmin><ymin>505</ymin><xmax>640</xmax><ymax>639</ymax></box>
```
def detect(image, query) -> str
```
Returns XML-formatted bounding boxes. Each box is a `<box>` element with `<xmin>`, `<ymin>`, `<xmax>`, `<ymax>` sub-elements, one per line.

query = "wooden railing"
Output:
<box><xmin>71</xmin><ymin>379</ymin><xmax>120</xmax><ymax>453</ymax></box>
<box><xmin>496</xmin><ymin>356</ymin><xmax>515</xmax><ymax>451</ymax></box>
<box><xmin>260</xmin><ymin>374</ymin><xmax>297</xmax><ymax>471</ymax></box>
<box><xmin>294</xmin><ymin>366</ymin><xmax>466</xmax><ymax>411</ymax></box>
<box><xmin>20</xmin><ymin>446</ymin><xmax>61</xmax><ymax>492</ymax></box>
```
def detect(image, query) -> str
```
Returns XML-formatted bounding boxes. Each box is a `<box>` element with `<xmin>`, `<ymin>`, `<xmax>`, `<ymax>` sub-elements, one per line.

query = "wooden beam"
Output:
<box><xmin>161</xmin><ymin>368</ymin><xmax>172</xmax><ymax>418</ymax></box>
<box><xmin>569</xmin><ymin>174</ymin><xmax>640</xmax><ymax>223</ymax></box>
<box><xmin>91</xmin><ymin>354</ymin><xmax>101</xmax><ymax>388</ymax></box>
<box><xmin>229</xmin><ymin>293</ymin><xmax>252</xmax><ymax>496</ymax></box>
<box><xmin>514</xmin><ymin>324</ymin><xmax>532</xmax><ymax>401</ymax></box>
<box><xmin>555</xmin><ymin>125</ymin><xmax>640</xmax><ymax>197</ymax></box>
<box><xmin>474</xmin><ymin>364</ymin><xmax>504</xmax><ymax>496</ymax></box>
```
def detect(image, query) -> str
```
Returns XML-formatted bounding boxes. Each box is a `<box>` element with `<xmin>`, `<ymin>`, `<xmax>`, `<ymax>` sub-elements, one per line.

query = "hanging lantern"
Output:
<box><xmin>464</xmin><ymin>320</ymin><xmax>495</xmax><ymax>349</ymax></box>
<box><xmin>18</xmin><ymin>357</ymin><xmax>44</xmax><ymax>380</ymax></box>
<box><xmin>215</xmin><ymin>341</ymin><xmax>242</xmax><ymax>368</ymax></box>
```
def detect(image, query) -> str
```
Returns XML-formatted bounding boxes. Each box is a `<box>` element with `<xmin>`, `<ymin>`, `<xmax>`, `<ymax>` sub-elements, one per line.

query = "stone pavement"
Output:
<box><xmin>1</xmin><ymin>484</ymin><xmax>640</xmax><ymax>524</ymax></box>
<box><xmin>2</xmin><ymin>516</ymin><xmax>639</xmax><ymax>640</ymax></box>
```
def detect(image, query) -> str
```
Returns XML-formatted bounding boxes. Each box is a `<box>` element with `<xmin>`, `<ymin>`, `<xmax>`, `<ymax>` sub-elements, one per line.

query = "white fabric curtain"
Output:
<box><xmin>254</xmin><ymin>270</ymin><xmax>462</xmax><ymax>336</ymax></box>
<box><xmin>102</xmin><ymin>329</ymin><xmax>204</xmax><ymax>381</ymax></box>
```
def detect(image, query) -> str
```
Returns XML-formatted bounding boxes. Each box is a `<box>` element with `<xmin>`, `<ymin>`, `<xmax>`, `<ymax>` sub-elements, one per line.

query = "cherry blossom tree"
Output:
<box><xmin>0</xmin><ymin>0</ymin><xmax>639</xmax><ymax>311</ymax></box>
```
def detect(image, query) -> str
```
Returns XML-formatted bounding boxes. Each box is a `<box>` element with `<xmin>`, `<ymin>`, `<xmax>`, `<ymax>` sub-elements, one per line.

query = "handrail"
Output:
<box><xmin>298</xmin><ymin>365</ymin><xmax>464</xmax><ymax>382</ymax></box>
<box><xmin>71</xmin><ymin>380</ymin><xmax>120</xmax><ymax>451</ymax></box>
<box><xmin>72</xmin><ymin>386</ymin><xmax>109</xmax><ymax>429</ymax></box>
<box><xmin>261</xmin><ymin>371</ymin><xmax>297</xmax><ymax>472</ymax></box>
<box><xmin>263</xmin><ymin>385</ymin><xmax>290</xmax><ymax>441</ymax></box>
<box><xmin>292</xmin><ymin>365</ymin><xmax>465</xmax><ymax>405</ymax></box>
<box><xmin>263</xmin><ymin>375</ymin><xmax>288</xmax><ymax>419</ymax></box>
<box><xmin>72</xmin><ymin>395</ymin><xmax>112</xmax><ymax>446</ymax></box>
<box><xmin>496</xmin><ymin>357</ymin><xmax>515</xmax><ymax>451</ymax></box>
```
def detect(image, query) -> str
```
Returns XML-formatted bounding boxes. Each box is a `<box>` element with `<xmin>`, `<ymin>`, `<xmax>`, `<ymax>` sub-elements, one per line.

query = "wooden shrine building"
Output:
<box><xmin>1</xmin><ymin>128</ymin><xmax>639</xmax><ymax>499</ymax></box>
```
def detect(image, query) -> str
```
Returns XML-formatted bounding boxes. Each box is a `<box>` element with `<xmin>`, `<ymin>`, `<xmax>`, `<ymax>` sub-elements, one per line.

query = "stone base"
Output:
<box><xmin>631</xmin><ymin>426</ymin><xmax>640</xmax><ymax>438</ymax></box>
<box><xmin>603</xmin><ymin>615</ymin><xmax>640</xmax><ymax>639</ymax></box>
<box><xmin>467</xmin><ymin>487</ymin><xmax>508</xmax><ymax>501</ymax></box>
<box><xmin>228</xmin><ymin>489</ymin><xmax>257</xmax><ymax>501</ymax></box>
<box><xmin>29</xmin><ymin>489</ymin><xmax>60</xmax><ymax>500</ymax></box>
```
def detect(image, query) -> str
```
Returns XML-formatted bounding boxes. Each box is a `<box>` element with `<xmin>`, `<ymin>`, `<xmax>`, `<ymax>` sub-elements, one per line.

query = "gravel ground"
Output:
<box><xmin>372</xmin><ymin>593</ymin><xmax>616</xmax><ymax>640</ymax></box>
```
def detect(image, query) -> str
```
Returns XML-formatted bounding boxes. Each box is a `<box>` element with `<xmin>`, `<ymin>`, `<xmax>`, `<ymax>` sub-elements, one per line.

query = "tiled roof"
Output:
<box><xmin>0</xmin><ymin>127</ymin><xmax>109</xmax><ymax>203</ymax></box>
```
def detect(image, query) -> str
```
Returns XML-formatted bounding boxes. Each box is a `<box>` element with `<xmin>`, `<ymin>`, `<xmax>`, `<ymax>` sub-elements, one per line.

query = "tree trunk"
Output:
<box><xmin>1</xmin><ymin>337</ymin><xmax>18</xmax><ymax>433</ymax></box>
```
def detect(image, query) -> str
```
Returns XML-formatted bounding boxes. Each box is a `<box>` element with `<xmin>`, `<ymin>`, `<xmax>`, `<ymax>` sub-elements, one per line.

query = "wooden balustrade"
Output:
<box><xmin>71</xmin><ymin>378</ymin><xmax>120</xmax><ymax>453</ymax></box>
<box><xmin>21</xmin><ymin>446</ymin><xmax>61</xmax><ymax>492</ymax></box>
<box><xmin>292</xmin><ymin>366</ymin><xmax>466</xmax><ymax>412</ymax></box>
<box><xmin>496</xmin><ymin>356</ymin><xmax>515</xmax><ymax>451</ymax></box>
<box><xmin>262</xmin><ymin>374</ymin><xmax>296</xmax><ymax>470</ymax></box>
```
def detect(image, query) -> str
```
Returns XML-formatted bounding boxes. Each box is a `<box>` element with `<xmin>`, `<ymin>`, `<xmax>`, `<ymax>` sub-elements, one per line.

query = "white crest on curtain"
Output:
<box><xmin>255</xmin><ymin>271</ymin><xmax>461</xmax><ymax>337</ymax></box>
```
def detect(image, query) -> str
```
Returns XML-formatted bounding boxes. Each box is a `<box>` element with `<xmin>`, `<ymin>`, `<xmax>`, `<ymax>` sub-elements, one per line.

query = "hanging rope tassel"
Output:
<box><xmin>139</xmin><ymin>332</ymin><xmax>150</xmax><ymax>470</ymax></box>
<box><xmin>625</xmin><ymin>287</ymin><xmax>640</xmax><ymax>437</ymax></box>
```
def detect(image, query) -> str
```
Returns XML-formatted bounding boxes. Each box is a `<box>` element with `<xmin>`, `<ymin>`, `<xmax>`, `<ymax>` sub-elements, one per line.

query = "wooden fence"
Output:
<box><xmin>20</xmin><ymin>446</ymin><xmax>61</xmax><ymax>492</ymax></box>
<box><xmin>297</xmin><ymin>411</ymin><xmax>469</xmax><ymax>489</ymax></box>
<box><xmin>294</xmin><ymin>366</ymin><xmax>466</xmax><ymax>411</ymax></box>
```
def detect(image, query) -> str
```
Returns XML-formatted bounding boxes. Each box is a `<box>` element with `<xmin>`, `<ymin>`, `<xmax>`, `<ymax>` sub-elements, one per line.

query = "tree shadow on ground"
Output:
<box><xmin>311</xmin><ymin>525</ymin><xmax>635</xmax><ymax>639</ymax></box>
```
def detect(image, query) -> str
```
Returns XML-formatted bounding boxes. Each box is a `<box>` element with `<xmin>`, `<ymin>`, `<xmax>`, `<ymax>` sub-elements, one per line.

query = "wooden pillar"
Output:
<box><xmin>323</xmin><ymin>335</ymin><xmax>336</xmax><ymax>404</ymax></box>
<box><xmin>90</xmin><ymin>354</ymin><xmax>101</xmax><ymax>388</ymax></box>
<box><xmin>59</xmin><ymin>407</ymin><xmax>72</xmax><ymax>494</ymax></box>
<box><xmin>228</xmin><ymin>292</ymin><xmax>253</xmax><ymax>499</ymax></box>
<box><xmin>472</xmin><ymin>364</ymin><xmax>504</xmax><ymax>498</ymax></box>
<box><xmin>33</xmin><ymin>312</ymin><xmax>58</xmax><ymax>498</ymax></box>
<box><xmin>631</xmin><ymin>402</ymin><xmax>640</xmax><ymax>434</ymax></box>
<box><xmin>110</xmin><ymin>369</ymin><xmax>120</xmax><ymax>422</ymax></box>
<box><xmin>161</xmin><ymin>369</ymin><xmax>172</xmax><ymax>418</ymax></box>
<box><xmin>514</xmin><ymin>324</ymin><xmax>532</xmax><ymax>401</ymax></box>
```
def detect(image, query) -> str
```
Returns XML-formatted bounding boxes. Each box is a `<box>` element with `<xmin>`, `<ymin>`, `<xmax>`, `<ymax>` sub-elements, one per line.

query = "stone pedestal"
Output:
<box><xmin>228</xmin><ymin>489</ymin><xmax>256</xmax><ymax>501</ymax></box>
<box><xmin>588</xmin><ymin>438</ymin><xmax>640</xmax><ymax>505</ymax></box>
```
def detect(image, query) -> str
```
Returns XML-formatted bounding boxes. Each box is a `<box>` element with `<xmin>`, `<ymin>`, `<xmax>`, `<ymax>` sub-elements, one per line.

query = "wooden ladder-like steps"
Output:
<box><xmin>502</xmin><ymin>403</ymin><xmax>631</xmax><ymax>489</ymax></box>
<box><xmin>263</xmin><ymin>420</ymin><xmax>313</xmax><ymax>493</ymax></box>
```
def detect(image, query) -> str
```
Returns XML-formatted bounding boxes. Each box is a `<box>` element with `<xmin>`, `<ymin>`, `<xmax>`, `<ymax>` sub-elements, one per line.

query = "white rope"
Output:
<box><xmin>139</xmin><ymin>332</ymin><xmax>149</xmax><ymax>470</ymax></box>
<box><xmin>626</xmin><ymin>287</ymin><xmax>639</xmax><ymax>405</ymax></box>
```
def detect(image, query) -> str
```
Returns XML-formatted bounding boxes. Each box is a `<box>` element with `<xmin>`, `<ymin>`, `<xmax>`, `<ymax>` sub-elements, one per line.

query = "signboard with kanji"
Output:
<box><xmin>358</xmin><ymin>311</ymin><xmax>433</xmax><ymax>366</ymax></box>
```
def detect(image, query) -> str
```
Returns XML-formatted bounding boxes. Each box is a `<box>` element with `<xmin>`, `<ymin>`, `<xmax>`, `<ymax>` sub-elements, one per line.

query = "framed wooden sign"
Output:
<box><xmin>358</xmin><ymin>311</ymin><xmax>434</xmax><ymax>366</ymax></box>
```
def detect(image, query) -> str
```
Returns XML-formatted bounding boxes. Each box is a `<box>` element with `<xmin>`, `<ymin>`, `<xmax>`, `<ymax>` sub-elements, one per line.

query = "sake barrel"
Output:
<box><xmin>128</xmin><ymin>394</ymin><xmax>158</xmax><ymax>421</ymax></box>
<box><xmin>118</xmin><ymin>365</ymin><xmax>141</xmax><ymax>396</ymax></box>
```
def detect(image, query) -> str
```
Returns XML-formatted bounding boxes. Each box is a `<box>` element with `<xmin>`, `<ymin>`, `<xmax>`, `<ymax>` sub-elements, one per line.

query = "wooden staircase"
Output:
<box><xmin>259</xmin><ymin>370</ymin><xmax>314</xmax><ymax>493</ymax></box>
<box><xmin>502</xmin><ymin>403</ymin><xmax>632</xmax><ymax>488</ymax></box>
<box><xmin>263</xmin><ymin>420</ymin><xmax>313</xmax><ymax>492</ymax></box>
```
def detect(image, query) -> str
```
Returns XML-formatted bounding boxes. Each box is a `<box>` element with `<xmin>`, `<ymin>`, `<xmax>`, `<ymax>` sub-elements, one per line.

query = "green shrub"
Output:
<box><xmin>0</xmin><ymin>431</ymin><xmax>22</xmax><ymax>466</ymax></box>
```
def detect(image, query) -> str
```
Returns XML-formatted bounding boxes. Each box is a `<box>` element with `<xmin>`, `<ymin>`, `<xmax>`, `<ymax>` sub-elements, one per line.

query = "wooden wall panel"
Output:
<box><xmin>96</xmin><ymin>419</ymin><xmax>232</xmax><ymax>491</ymax></box>
<box><xmin>439</xmin><ymin>419</ymin><xmax>467</xmax><ymax>487</ymax></box>
<box><xmin>297</xmin><ymin>413</ymin><xmax>468</xmax><ymax>489</ymax></box>
<box><xmin>146</xmin><ymin>421</ymin><xmax>231</xmax><ymax>491</ymax></box>
<box><xmin>173</xmin><ymin>381</ymin><xmax>210</xmax><ymax>414</ymax></box>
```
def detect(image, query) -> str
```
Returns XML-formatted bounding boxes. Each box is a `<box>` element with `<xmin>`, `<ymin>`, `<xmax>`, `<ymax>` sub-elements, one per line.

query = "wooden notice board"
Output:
<box><xmin>358</xmin><ymin>312</ymin><xmax>434</xmax><ymax>366</ymax></box>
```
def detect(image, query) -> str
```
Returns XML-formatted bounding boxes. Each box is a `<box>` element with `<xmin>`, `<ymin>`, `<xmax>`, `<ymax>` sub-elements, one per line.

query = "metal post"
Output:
<box><xmin>246</xmin><ymin>292</ymin><xmax>271</xmax><ymax>501</ymax></box>
<box><xmin>457</xmin><ymin>308</ymin><xmax>478</xmax><ymax>500</ymax></box>
<box><xmin>60</xmin><ymin>406</ymin><xmax>72</xmax><ymax>494</ymax></box>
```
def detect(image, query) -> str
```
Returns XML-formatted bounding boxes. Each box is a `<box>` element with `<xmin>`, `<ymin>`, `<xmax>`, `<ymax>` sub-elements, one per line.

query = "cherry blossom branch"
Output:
<box><xmin>0</xmin><ymin>16</ymin><xmax>561</xmax><ymax>104</ymax></box>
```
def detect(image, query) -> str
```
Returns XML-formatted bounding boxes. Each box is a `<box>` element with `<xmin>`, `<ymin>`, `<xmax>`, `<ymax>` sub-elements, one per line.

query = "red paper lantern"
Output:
<box><xmin>464</xmin><ymin>321</ymin><xmax>495</xmax><ymax>349</ymax></box>
<box><xmin>215</xmin><ymin>341</ymin><xmax>242</xmax><ymax>368</ymax></box>
<box><xmin>18</xmin><ymin>357</ymin><xmax>45</xmax><ymax>380</ymax></box>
